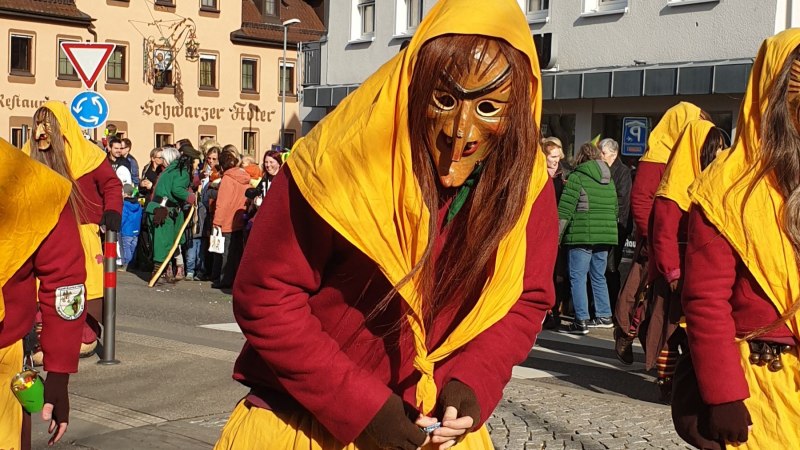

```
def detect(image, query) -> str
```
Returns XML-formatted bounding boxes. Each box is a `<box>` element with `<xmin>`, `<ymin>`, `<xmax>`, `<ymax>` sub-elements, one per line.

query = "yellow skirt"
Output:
<box><xmin>214</xmin><ymin>400</ymin><xmax>494</xmax><ymax>450</ymax></box>
<box><xmin>78</xmin><ymin>224</ymin><xmax>104</xmax><ymax>301</ymax></box>
<box><xmin>0</xmin><ymin>340</ymin><xmax>23</xmax><ymax>450</ymax></box>
<box><xmin>733</xmin><ymin>340</ymin><xmax>800</xmax><ymax>449</ymax></box>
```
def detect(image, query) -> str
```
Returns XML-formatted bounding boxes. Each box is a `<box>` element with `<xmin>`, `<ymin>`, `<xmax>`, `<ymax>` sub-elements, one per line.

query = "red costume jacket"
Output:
<box><xmin>76</xmin><ymin>161</ymin><xmax>123</xmax><ymax>225</ymax></box>
<box><xmin>682</xmin><ymin>208</ymin><xmax>795</xmax><ymax>405</ymax></box>
<box><xmin>651</xmin><ymin>198</ymin><xmax>686</xmax><ymax>283</ymax></box>
<box><xmin>630</xmin><ymin>161</ymin><xmax>666</xmax><ymax>240</ymax></box>
<box><xmin>231</xmin><ymin>168</ymin><xmax>557</xmax><ymax>444</ymax></box>
<box><xmin>0</xmin><ymin>206</ymin><xmax>87</xmax><ymax>373</ymax></box>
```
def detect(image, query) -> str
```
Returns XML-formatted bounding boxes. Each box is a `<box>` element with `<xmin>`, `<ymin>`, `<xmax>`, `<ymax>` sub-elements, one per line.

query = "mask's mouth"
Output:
<box><xmin>442</xmin><ymin>136</ymin><xmax>480</xmax><ymax>158</ymax></box>
<box><xmin>36</xmin><ymin>135</ymin><xmax>51</xmax><ymax>151</ymax></box>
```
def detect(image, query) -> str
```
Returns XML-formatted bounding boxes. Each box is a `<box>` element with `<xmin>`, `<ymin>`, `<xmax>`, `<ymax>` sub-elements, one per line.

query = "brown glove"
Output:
<box><xmin>438</xmin><ymin>380</ymin><xmax>481</xmax><ymax>434</ymax></box>
<box><xmin>153</xmin><ymin>207</ymin><xmax>169</xmax><ymax>226</ymax></box>
<box><xmin>44</xmin><ymin>372</ymin><xmax>70</xmax><ymax>424</ymax></box>
<box><xmin>359</xmin><ymin>394</ymin><xmax>427</xmax><ymax>450</ymax></box>
<box><xmin>707</xmin><ymin>400</ymin><xmax>751</xmax><ymax>444</ymax></box>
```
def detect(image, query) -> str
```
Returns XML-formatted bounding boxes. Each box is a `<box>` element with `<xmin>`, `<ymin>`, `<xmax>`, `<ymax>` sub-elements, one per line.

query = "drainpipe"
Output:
<box><xmin>86</xmin><ymin>21</ymin><xmax>99</xmax><ymax>142</ymax></box>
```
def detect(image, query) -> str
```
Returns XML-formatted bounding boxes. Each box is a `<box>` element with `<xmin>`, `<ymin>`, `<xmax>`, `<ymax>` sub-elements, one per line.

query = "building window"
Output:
<box><xmin>10</xmin><ymin>34</ymin><xmax>33</xmax><ymax>75</ymax></box>
<box><xmin>302</xmin><ymin>42</ymin><xmax>321</xmax><ymax>86</ymax></box>
<box><xmin>199</xmin><ymin>54</ymin><xmax>217</xmax><ymax>89</ymax></box>
<box><xmin>153</xmin><ymin>49</ymin><xmax>174</xmax><ymax>88</ymax></box>
<box><xmin>106</xmin><ymin>45</ymin><xmax>126</xmax><ymax>82</ymax></box>
<box><xmin>352</xmin><ymin>0</ymin><xmax>375</xmax><ymax>41</ymax></box>
<box><xmin>241</xmin><ymin>58</ymin><xmax>258</xmax><ymax>92</ymax></box>
<box><xmin>155</xmin><ymin>0</ymin><xmax>175</xmax><ymax>6</ymax></box>
<box><xmin>582</xmin><ymin>0</ymin><xmax>628</xmax><ymax>15</ymax></box>
<box><xmin>243</xmin><ymin>131</ymin><xmax>257</xmax><ymax>157</ymax></box>
<box><xmin>11</xmin><ymin>126</ymin><xmax>29</xmax><ymax>148</ymax></box>
<box><xmin>155</xmin><ymin>133</ymin><xmax>172</xmax><ymax>148</ymax></box>
<box><xmin>519</xmin><ymin>0</ymin><xmax>549</xmax><ymax>22</ymax></box>
<box><xmin>279</xmin><ymin>61</ymin><xmax>295</xmax><ymax>95</ymax></box>
<box><xmin>57</xmin><ymin>39</ymin><xmax>78</xmax><ymax>79</ymax></box>
<box><xmin>257</xmin><ymin>0</ymin><xmax>276</xmax><ymax>16</ymax></box>
<box><xmin>527</xmin><ymin>0</ymin><xmax>549</xmax><ymax>12</ymax></box>
<box><xmin>395</xmin><ymin>0</ymin><xmax>422</xmax><ymax>34</ymax></box>
<box><xmin>199</xmin><ymin>134</ymin><xmax>216</xmax><ymax>143</ymax></box>
<box><xmin>200</xmin><ymin>0</ymin><xmax>218</xmax><ymax>9</ymax></box>
<box><xmin>282</xmin><ymin>130</ymin><xmax>296</xmax><ymax>150</ymax></box>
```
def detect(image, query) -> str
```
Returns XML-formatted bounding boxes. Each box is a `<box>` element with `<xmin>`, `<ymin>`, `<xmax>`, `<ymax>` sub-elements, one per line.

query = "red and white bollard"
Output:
<box><xmin>98</xmin><ymin>230</ymin><xmax>120</xmax><ymax>365</ymax></box>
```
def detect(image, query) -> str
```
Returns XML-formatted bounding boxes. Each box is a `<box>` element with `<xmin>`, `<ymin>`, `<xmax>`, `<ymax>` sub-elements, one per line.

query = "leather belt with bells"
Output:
<box><xmin>748</xmin><ymin>340</ymin><xmax>793</xmax><ymax>372</ymax></box>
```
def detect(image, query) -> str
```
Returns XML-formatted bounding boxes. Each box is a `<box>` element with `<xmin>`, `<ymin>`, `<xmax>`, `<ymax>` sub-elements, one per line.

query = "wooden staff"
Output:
<box><xmin>148</xmin><ymin>204</ymin><xmax>196</xmax><ymax>288</ymax></box>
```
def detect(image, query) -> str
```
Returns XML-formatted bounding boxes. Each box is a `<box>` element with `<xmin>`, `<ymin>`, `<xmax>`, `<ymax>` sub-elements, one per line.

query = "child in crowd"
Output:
<box><xmin>240</xmin><ymin>156</ymin><xmax>263</xmax><ymax>182</ymax></box>
<box><xmin>120</xmin><ymin>183</ymin><xmax>142</xmax><ymax>271</ymax></box>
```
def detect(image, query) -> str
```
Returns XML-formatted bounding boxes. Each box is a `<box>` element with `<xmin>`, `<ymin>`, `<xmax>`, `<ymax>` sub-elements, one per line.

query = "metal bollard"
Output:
<box><xmin>98</xmin><ymin>230</ymin><xmax>120</xmax><ymax>365</ymax></box>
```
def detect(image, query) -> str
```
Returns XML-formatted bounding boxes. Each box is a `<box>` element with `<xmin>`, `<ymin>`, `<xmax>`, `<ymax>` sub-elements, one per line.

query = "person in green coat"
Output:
<box><xmin>145</xmin><ymin>144</ymin><xmax>201</xmax><ymax>284</ymax></box>
<box><xmin>557</xmin><ymin>143</ymin><xmax>618</xmax><ymax>335</ymax></box>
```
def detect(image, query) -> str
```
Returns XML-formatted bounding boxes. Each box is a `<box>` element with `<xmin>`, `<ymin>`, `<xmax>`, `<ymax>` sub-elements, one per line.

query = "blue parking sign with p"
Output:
<box><xmin>622</xmin><ymin>117</ymin><xmax>649</xmax><ymax>157</ymax></box>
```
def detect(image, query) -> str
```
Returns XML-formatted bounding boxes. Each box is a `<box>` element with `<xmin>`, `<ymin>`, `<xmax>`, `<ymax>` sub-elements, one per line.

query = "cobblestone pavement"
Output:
<box><xmin>486</xmin><ymin>379</ymin><xmax>692</xmax><ymax>450</ymax></box>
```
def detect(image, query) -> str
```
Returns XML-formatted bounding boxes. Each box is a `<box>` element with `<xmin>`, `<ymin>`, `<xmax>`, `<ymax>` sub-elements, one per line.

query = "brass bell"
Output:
<box><xmin>761</xmin><ymin>345</ymin><xmax>775</xmax><ymax>363</ymax></box>
<box><xmin>769</xmin><ymin>357</ymin><xmax>783</xmax><ymax>372</ymax></box>
<box><xmin>749</xmin><ymin>352</ymin><xmax>762</xmax><ymax>365</ymax></box>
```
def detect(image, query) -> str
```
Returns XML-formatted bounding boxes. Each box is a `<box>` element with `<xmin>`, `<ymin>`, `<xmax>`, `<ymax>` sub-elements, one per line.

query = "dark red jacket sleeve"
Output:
<box><xmin>631</xmin><ymin>161</ymin><xmax>665</xmax><ymax>239</ymax></box>
<box><xmin>445</xmin><ymin>181</ymin><xmax>558</xmax><ymax>426</ymax></box>
<box><xmin>232</xmin><ymin>168</ymin><xmax>392</xmax><ymax>444</ymax></box>
<box><xmin>651</xmin><ymin>197</ymin><xmax>684</xmax><ymax>283</ymax></box>
<box><xmin>35</xmin><ymin>205</ymin><xmax>87</xmax><ymax>374</ymax></box>
<box><xmin>94</xmin><ymin>161</ymin><xmax>123</xmax><ymax>215</ymax></box>
<box><xmin>682</xmin><ymin>208</ymin><xmax>749</xmax><ymax>404</ymax></box>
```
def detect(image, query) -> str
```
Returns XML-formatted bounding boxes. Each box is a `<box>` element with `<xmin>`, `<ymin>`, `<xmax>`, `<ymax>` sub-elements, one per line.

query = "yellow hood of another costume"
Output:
<box><xmin>690</xmin><ymin>29</ymin><xmax>800</xmax><ymax>340</ymax></box>
<box><xmin>655</xmin><ymin>119</ymin><xmax>714</xmax><ymax>211</ymax></box>
<box><xmin>22</xmin><ymin>100</ymin><xmax>107</xmax><ymax>179</ymax></box>
<box><xmin>641</xmin><ymin>102</ymin><xmax>704</xmax><ymax>164</ymax></box>
<box><xmin>0</xmin><ymin>138</ymin><xmax>71</xmax><ymax>323</ymax></box>
<box><xmin>287</xmin><ymin>0</ymin><xmax>547</xmax><ymax>413</ymax></box>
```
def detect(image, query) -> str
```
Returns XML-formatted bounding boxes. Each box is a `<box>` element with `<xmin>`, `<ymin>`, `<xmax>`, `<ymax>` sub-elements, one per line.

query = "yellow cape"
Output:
<box><xmin>655</xmin><ymin>119</ymin><xmax>714</xmax><ymax>211</ymax></box>
<box><xmin>690</xmin><ymin>29</ymin><xmax>800</xmax><ymax>341</ymax></box>
<box><xmin>22</xmin><ymin>100</ymin><xmax>107</xmax><ymax>179</ymax></box>
<box><xmin>640</xmin><ymin>102</ymin><xmax>704</xmax><ymax>164</ymax></box>
<box><xmin>0</xmin><ymin>138</ymin><xmax>71</xmax><ymax>323</ymax></box>
<box><xmin>287</xmin><ymin>0</ymin><xmax>547</xmax><ymax>413</ymax></box>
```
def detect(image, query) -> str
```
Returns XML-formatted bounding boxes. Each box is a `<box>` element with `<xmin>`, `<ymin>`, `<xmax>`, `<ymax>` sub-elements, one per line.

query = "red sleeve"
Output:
<box><xmin>34</xmin><ymin>205</ymin><xmax>87</xmax><ymax>374</ymax></box>
<box><xmin>232</xmin><ymin>167</ymin><xmax>392</xmax><ymax>444</ymax></box>
<box><xmin>682</xmin><ymin>208</ymin><xmax>749</xmax><ymax>404</ymax></box>
<box><xmin>630</xmin><ymin>161</ymin><xmax>665</xmax><ymax>239</ymax></box>
<box><xmin>93</xmin><ymin>161</ymin><xmax>123</xmax><ymax>214</ymax></box>
<box><xmin>445</xmin><ymin>181</ymin><xmax>558</xmax><ymax>426</ymax></box>
<box><xmin>651</xmin><ymin>198</ymin><xmax>683</xmax><ymax>282</ymax></box>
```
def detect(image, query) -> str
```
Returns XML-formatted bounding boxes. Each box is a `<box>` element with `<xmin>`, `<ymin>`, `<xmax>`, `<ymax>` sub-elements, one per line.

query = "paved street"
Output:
<box><xmin>32</xmin><ymin>271</ymin><xmax>689</xmax><ymax>449</ymax></box>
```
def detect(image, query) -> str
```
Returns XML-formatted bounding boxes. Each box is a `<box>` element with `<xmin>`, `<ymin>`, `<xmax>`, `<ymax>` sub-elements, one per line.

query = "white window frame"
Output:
<box><xmin>279</xmin><ymin>60</ymin><xmax>296</xmax><ymax>95</ymax></box>
<box><xmin>518</xmin><ymin>0</ymin><xmax>550</xmax><ymax>23</ymax></box>
<box><xmin>581</xmin><ymin>0</ymin><xmax>628</xmax><ymax>17</ymax></box>
<box><xmin>199</xmin><ymin>53</ymin><xmax>217</xmax><ymax>89</ymax></box>
<box><xmin>10</xmin><ymin>33</ymin><xmax>34</xmax><ymax>75</ymax></box>
<box><xmin>395</xmin><ymin>0</ymin><xmax>423</xmax><ymax>36</ymax></box>
<box><xmin>242</xmin><ymin>130</ymin><xmax>258</xmax><ymax>157</ymax></box>
<box><xmin>666</xmin><ymin>0</ymin><xmax>719</xmax><ymax>6</ymax></box>
<box><xmin>350</xmin><ymin>0</ymin><xmax>376</xmax><ymax>43</ymax></box>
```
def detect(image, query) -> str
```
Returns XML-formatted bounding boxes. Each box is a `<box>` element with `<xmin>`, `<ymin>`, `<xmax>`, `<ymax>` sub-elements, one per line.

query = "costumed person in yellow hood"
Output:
<box><xmin>23</xmin><ymin>101</ymin><xmax>123</xmax><ymax>360</ymax></box>
<box><xmin>646</xmin><ymin>119</ymin><xmax>725</xmax><ymax>405</ymax></box>
<box><xmin>675</xmin><ymin>29</ymin><xmax>800</xmax><ymax>449</ymax></box>
<box><xmin>213</xmin><ymin>0</ymin><xmax>557</xmax><ymax>449</ymax></box>
<box><xmin>0</xmin><ymin>139</ymin><xmax>88</xmax><ymax>449</ymax></box>
<box><xmin>613</xmin><ymin>102</ymin><xmax>709</xmax><ymax>390</ymax></box>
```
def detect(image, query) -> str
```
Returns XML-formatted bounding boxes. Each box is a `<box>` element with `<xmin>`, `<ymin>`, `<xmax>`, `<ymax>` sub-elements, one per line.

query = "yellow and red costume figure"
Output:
<box><xmin>214</xmin><ymin>0</ymin><xmax>557</xmax><ymax>449</ymax></box>
<box><xmin>614</xmin><ymin>103</ymin><xmax>706</xmax><ymax>376</ymax></box>
<box><xmin>679</xmin><ymin>29</ymin><xmax>800</xmax><ymax>448</ymax></box>
<box><xmin>0</xmin><ymin>139</ymin><xmax>87</xmax><ymax>449</ymax></box>
<box><xmin>23</xmin><ymin>101</ymin><xmax>123</xmax><ymax>354</ymax></box>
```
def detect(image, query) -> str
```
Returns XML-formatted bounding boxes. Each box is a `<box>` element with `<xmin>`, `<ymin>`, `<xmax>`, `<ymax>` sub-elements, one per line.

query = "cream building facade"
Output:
<box><xmin>1</xmin><ymin>0</ymin><xmax>324</xmax><ymax>164</ymax></box>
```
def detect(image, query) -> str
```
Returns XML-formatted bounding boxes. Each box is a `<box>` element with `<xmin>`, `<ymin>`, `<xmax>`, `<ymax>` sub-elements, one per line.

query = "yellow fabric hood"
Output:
<box><xmin>690</xmin><ymin>29</ymin><xmax>800</xmax><ymax>341</ymax></box>
<box><xmin>641</xmin><ymin>102</ymin><xmax>704</xmax><ymax>164</ymax></box>
<box><xmin>286</xmin><ymin>0</ymin><xmax>548</xmax><ymax>413</ymax></box>
<box><xmin>0</xmin><ymin>138</ymin><xmax>71</xmax><ymax>323</ymax></box>
<box><xmin>655</xmin><ymin>119</ymin><xmax>714</xmax><ymax>211</ymax></box>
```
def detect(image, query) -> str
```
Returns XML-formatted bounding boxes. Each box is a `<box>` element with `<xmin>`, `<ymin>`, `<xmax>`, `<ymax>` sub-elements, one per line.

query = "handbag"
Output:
<box><xmin>209</xmin><ymin>226</ymin><xmax>226</xmax><ymax>254</ymax></box>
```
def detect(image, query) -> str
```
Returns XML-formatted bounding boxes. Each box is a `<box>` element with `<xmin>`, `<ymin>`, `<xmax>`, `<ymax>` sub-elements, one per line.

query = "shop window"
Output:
<box><xmin>10</xmin><ymin>34</ymin><xmax>33</xmax><ymax>75</ymax></box>
<box><xmin>200</xmin><ymin>54</ymin><xmax>217</xmax><ymax>89</ymax></box>
<box><xmin>107</xmin><ymin>45</ymin><xmax>127</xmax><ymax>82</ymax></box>
<box><xmin>279</xmin><ymin>61</ymin><xmax>295</xmax><ymax>95</ymax></box>
<box><xmin>241</xmin><ymin>58</ymin><xmax>258</xmax><ymax>92</ymax></box>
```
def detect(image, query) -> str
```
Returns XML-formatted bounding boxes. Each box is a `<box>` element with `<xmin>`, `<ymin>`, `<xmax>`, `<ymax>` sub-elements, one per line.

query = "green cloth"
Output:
<box><xmin>557</xmin><ymin>160</ymin><xmax>618</xmax><ymax>246</ymax></box>
<box><xmin>145</xmin><ymin>161</ymin><xmax>191</xmax><ymax>263</ymax></box>
<box><xmin>445</xmin><ymin>164</ymin><xmax>483</xmax><ymax>225</ymax></box>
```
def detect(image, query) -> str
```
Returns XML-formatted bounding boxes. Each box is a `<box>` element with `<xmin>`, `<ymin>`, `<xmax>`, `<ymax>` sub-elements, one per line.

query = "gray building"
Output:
<box><xmin>300</xmin><ymin>0</ymin><xmax>796</xmax><ymax>155</ymax></box>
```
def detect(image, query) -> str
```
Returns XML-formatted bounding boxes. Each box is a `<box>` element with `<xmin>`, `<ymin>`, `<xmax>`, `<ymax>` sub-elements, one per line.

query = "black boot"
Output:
<box><xmin>614</xmin><ymin>328</ymin><xmax>634</xmax><ymax>365</ymax></box>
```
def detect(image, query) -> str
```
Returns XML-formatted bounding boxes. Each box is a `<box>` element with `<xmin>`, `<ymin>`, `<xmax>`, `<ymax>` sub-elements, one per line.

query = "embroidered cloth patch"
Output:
<box><xmin>55</xmin><ymin>284</ymin><xmax>86</xmax><ymax>320</ymax></box>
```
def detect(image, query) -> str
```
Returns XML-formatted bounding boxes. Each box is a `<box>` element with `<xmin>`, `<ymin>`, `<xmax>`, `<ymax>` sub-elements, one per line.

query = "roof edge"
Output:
<box><xmin>0</xmin><ymin>7</ymin><xmax>93</xmax><ymax>27</ymax></box>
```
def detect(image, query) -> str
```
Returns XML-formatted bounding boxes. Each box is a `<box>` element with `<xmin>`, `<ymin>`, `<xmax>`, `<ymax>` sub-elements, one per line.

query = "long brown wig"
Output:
<box><xmin>28</xmin><ymin>107</ymin><xmax>89</xmax><ymax>223</ymax></box>
<box><xmin>737</xmin><ymin>45</ymin><xmax>800</xmax><ymax>339</ymax></box>
<box><xmin>374</xmin><ymin>34</ymin><xmax>538</xmax><ymax>329</ymax></box>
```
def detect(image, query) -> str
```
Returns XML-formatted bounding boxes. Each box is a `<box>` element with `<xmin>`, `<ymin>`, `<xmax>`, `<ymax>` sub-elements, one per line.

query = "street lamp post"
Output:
<box><xmin>281</xmin><ymin>18</ymin><xmax>301</xmax><ymax>150</ymax></box>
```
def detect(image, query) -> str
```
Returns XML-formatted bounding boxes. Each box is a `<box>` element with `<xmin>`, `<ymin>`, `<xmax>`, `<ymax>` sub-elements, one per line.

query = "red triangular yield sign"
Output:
<box><xmin>61</xmin><ymin>42</ymin><xmax>116</xmax><ymax>88</ymax></box>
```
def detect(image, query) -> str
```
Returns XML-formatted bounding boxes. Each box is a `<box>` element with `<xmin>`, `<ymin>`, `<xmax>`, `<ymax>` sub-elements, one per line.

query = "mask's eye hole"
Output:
<box><xmin>477</xmin><ymin>101</ymin><xmax>502</xmax><ymax>117</ymax></box>
<box><xmin>433</xmin><ymin>93</ymin><xmax>456</xmax><ymax>111</ymax></box>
